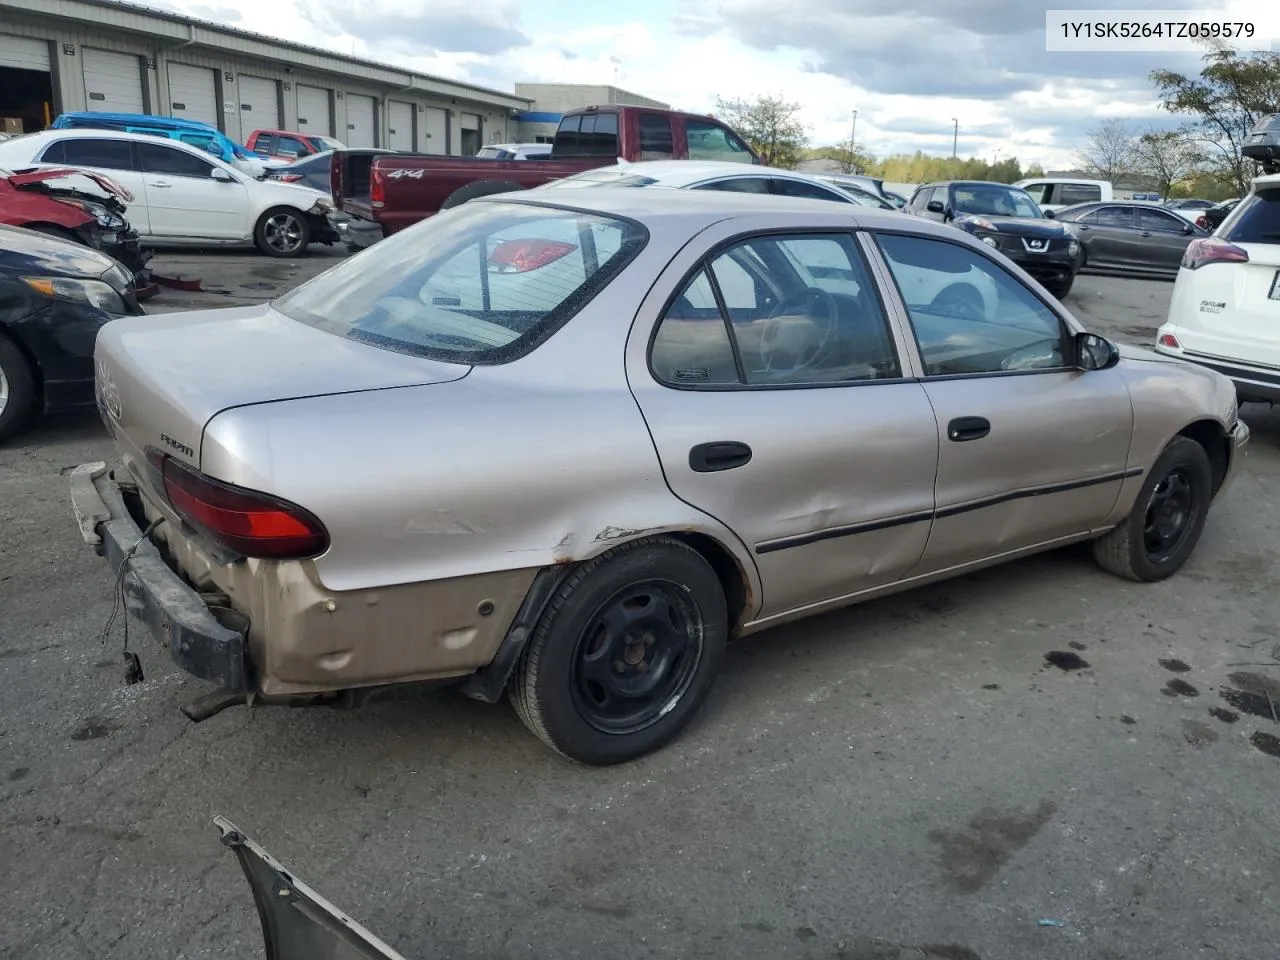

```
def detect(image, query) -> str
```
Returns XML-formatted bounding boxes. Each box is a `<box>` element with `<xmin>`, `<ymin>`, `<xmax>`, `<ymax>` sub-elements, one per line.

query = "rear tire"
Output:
<box><xmin>1092</xmin><ymin>437</ymin><xmax>1212</xmax><ymax>582</ymax></box>
<box><xmin>1046</xmin><ymin>275</ymin><xmax>1074</xmax><ymax>299</ymax></box>
<box><xmin>0</xmin><ymin>334</ymin><xmax>38</xmax><ymax>444</ymax></box>
<box><xmin>254</xmin><ymin>207</ymin><xmax>311</xmax><ymax>258</ymax></box>
<box><xmin>440</xmin><ymin>180</ymin><xmax>526</xmax><ymax>211</ymax></box>
<box><xmin>509</xmin><ymin>536</ymin><xmax>728</xmax><ymax>765</ymax></box>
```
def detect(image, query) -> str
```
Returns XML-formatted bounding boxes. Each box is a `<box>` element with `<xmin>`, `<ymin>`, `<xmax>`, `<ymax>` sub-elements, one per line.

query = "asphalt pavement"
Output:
<box><xmin>2</xmin><ymin>255</ymin><xmax>1278</xmax><ymax>960</ymax></box>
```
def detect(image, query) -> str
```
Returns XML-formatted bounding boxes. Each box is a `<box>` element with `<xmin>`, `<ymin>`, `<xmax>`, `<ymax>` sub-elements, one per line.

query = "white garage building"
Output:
<box><xmin>0</xmin><ymin>0</ymin><xmax>530</xmax><ymax>153</ymax></box>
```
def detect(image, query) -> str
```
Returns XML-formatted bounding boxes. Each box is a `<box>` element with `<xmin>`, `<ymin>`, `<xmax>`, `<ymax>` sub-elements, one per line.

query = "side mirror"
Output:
<box><xmin>1074</xmin><ymin>331</ymin><xmax>1120</xmax><ymax>371</ymax></box>
<box><xmin>926</xmin><ymin>200</ymin><xmax>945</xmax><ymax>214</ymax></box>
<box><xmin>1043</xmin><ymin>208</ymin><xmax>1056</xmax><ymax>218</ymax></box>
<box><xmin>211</xmin><ymin>168</ymin><xmax>236</xmax><ymax>183</ymax></box>
<box><xmin>1183</xmin><ymin>223</ymin><xmax>1195</xmax><ymax>235</ymax></box>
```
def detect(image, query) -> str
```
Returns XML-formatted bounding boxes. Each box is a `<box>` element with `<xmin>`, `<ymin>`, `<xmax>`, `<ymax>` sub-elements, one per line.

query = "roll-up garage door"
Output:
<box><xmin>459</xmin><ymin>112</ymin><xmax>481</xmax><ymax>156</ymax></box>
<box><xmin>167</xmin><ymin>63</ymin><xmax>219</xmax><ymax>127</ymax></box>
<box><xmin>296</xmin><ymin>85</ymin><xmax>331</xmax><ymax>137</ymax></box>
<box><xmin>422</xmin><ymin>107</ymin><xmax>447</xmax><ymax>154</ymax></box>
<box><xmin>344</xmin><ymin>93</ymin><xmax>376</xmax><ymax>148</ymax></box>
<box><xmin>0</xmin><ymin>34</ymin><xmax>50</xmax><ymax>71</ymax></box>
<box><xmin>387</xmin><ymin>101</ymin><xmax>413</xmax><ymax>151</ymax></box>
<box><xmin>82</xmin><ymin>49</ymin><xmax>145</xmax><ymax>114</ymax></box>
<box><xmin>238</xmin><ymin>75</ymin><xmax>279</xmax><ymax>133</ymax></box>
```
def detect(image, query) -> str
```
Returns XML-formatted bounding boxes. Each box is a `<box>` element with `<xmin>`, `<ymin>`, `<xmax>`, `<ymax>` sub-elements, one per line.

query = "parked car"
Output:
<box><xmin>906</xmin><ymin>180</ymin><xmax>1081</xmax><ymax>297</ymax></box>
<box><xmin>334</xmin><ymin>103</ymin><xmax>759</xmax><ymax>234</ymax></box>
<box><xmin>1242</xmin><ymin>113</ymin><xmax>1280</xmax><ymax>175</ymax></box>
<box><xmin>0</xmin><ymin>165</ymin><xmax>150</xmax><ymax>276</ymax></box>
<box><xmin>812</xmin><ymin>173</ymin><xmax>900</xmax><ymax>208</ymax></box>
<box><xmin>1164</xmin><ymin>198</ymin><xmax>1216</xmax><ymax>211</ymax></box>
<box><xmin>0</xmin><ymin>223</ymin><xmax>143</xmax><ymax>441</ymax></box>
<box><xmin>1013</xmin><ymin>177</ymin><xmax>1112</xmax><ymax>215</ymax></box>
<box><xmin>882</xmin><ymin>189</ymin><xmax>908</xmax><ymax>208</ymax></box>
<box><xmin>1194</xmin><ymin>198</ymin><xmax>1241</xmax><ymax>232</ymax></box>
<box><xmin>51</xmin><ymin>112</ymin><xmax>284</xmax><ymax>178</ymax></box>
<box><xmin>0</xmin><ymin>130</ymin><xmax>338</xmax><ymax>257</ymax></box>
<box><xmin>267</xmin><ymin>148</ymin><xmax>399</xmax><ymax>252</ymax></box>
<box><xmin>1051</xmin><ymin>201</ymin><xmax>1209</xmax><ymax>278</ymax></box>
<box><xmin>1156</xmin><ymin>173</ymin><xmax>1280</xmax><ymax>404</ymax></box>
<box><xmin>247</xmin><ymin>128</ymin><xmax>346</xmax><ymax>161</ymax></box>
<box><xmin>540</xmin><ymin>159</ymin><xmax>896</xmax><ymax>209</ymax></box>
<box><xmin>70</xmin><ymin>188</ymin><xmax>1245</xmax><ymax>764</ymax></box>
<box><xmin>477</xmin><ymin>142</ymin><xmax>553</xmax><ymax>160</ymax></box>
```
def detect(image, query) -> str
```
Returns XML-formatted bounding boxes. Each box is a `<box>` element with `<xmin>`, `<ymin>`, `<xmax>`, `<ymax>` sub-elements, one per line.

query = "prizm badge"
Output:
<box><xmin>161</xmin><ymin>434</ymin><xmax>195</xmax><ymax>458</ymax></box>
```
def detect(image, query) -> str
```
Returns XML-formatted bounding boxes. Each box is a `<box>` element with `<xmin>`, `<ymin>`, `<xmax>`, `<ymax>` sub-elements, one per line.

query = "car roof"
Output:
<box><xmin>1014</xmin><ymin>177</ymin><xmax>1109</xmax><ymax>186</ymax></box>
<box><xmin>1253</xmin><ymin>172</ymin><xmax>1280</xmax><ymax>188</ymax></box>
<box><xmin>0</xmin><ymin>127</ymin><xmax>236</xmax><ymax>166</ymax></box>
<box><xmin>478</xmin><ymin>183</ymin><xmax>936</xmax><ymax>233</ymax></box>
<box><xmin>571</xmin><ymin>159</ymin><xmax>833</xmax><ymax>186</ymax></box>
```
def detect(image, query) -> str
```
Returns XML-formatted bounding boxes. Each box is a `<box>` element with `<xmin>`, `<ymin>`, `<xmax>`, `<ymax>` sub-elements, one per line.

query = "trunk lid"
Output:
<box><xmin>94</xmin><ymin>303</ymin><xmax>468</xmax><ymax>489</ymax></box>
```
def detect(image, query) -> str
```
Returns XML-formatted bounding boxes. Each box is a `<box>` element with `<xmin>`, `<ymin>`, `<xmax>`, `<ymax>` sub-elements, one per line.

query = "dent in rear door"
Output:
<box><xmin>626</xmin><ymin>225</ymin><xmax>940</xmax><ymax>620</ymax></box>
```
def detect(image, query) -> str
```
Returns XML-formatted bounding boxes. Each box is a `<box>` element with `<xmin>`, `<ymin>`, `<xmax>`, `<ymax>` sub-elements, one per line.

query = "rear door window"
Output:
<box><xmin>770</xmin><ymin>178</ymin><xmax>848</xmax><ymax>203</ymax></box>
<box><xmin>138</xmin><ymin>142</ymin><xmax>216</xmax><ymax>178</ymax></box>
<box><xmin>277</xmin><ymin>136</ymin><xmax>310</xmax><ymax>157</ymax></box>
<box><xmin>1138</xmin><ymin>207</ymin><xmax>1188</xmax><ymax>233</ymax></box>
<box><xmin>1221</xmin><ymin>187</ymin><xmax>1280</xmax><ymax>244</ymax></box>
<box><xmin>638</xmin><ymin>114</ymin><xmax>673</xmax><ymax>160</ymax></box>
<box><xmin>42</xmin><ymin>137</ymin><xmax>135</xmax><ymax>170</ymax></box>
<box><xmin>696</xmin><ymin>177</ymin><xmax>770</xmax><ymax>193</ymax></box>
<box><xmin>1085</xmin><ymin>206</ymin><xmax>1135</xmax><ymax>228</ymax></box>
<box><xmin>1059</xmin><ymin>183</ymin><xmax>1102</xmax><ymax>204</ymax></box>
<box><xmin>684</xmin><ymin>119</ymin><xmax>755</xmax><ymax>164</ymax></box>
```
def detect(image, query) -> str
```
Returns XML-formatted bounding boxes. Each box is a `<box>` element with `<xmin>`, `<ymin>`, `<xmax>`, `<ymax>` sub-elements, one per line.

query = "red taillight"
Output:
<box><xmin>1158</xmin><ymin>333</ymin><xmax>1181</xmax><ymax>349</ymax></box>
<box><xmin>370</xmin><ymin>167</ymin><xmax>385</xmax><ymax>209</ymax></box>
<box><xmin>1181</xmin><ymin>236</ymin><xmax>1249</xmax><ymax>270</ymax></box>
<box><xmin>1195</xmin><ymin>214</ymin><xmax>1207</xmax><ymax>228</ymax></box>
<box><xmin>159</xmin><ymin>456</ymin><xmax>329</xmax><ymax>560</ymax></box>
<box><xmin>487</xmin><ymin>238</ymin><xmax>577</xmax><ymax>273</ymax></box>
<box><xmin>276</xmin><ymin>173</ymin><xmax>304</xmax><ymax>183</ymax></box>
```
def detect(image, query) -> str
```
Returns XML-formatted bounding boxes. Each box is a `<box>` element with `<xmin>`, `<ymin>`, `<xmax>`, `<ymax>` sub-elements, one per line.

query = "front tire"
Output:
<box><xmin>254</xmin><ymin>207</ymin><xmax>311</xmax><ymax>258</ymax></box>
<box><xmin>509</xmin><ymin>537</ymin><xmax>728</xmax><ymax>765</ymax></box>
<box><xmin>1092</xmin><ymin>437</ymin><xmax>1212</xmax><ymax>582</ymax></box>
<box><xmin>0</xmin><ymin>334</ymin><xmax>37</xmax><ymax>444</ymax></box>
<box><xmin>1046</xmin><ymin>274</ymin><xmax>1074</xmax><ymax>299</ymax></box>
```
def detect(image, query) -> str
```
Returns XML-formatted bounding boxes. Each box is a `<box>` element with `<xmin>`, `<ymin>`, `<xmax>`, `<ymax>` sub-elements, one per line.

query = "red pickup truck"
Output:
<box><xmin>331</xmin><ymin>104</ymin><xmax>759</xmax><ymax>236</ymax></box>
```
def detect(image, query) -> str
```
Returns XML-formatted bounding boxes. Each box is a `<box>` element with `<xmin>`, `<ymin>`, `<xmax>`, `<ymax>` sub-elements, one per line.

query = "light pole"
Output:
<box><xmin>951</xmin><ymin>117</ymin><xmax>958</xmax><ymax>158</ymax></box>
<box><xmin>849</xmin><ymin>109</ymin><xmax>858</xmax><ymax>172</ymax></box>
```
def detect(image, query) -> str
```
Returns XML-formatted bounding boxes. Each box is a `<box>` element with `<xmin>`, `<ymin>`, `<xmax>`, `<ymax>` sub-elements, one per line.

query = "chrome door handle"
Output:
<box><xmin>147</xmin><ymin>180</ymin><xmax>172</xmax><ymax>188</ymax></box>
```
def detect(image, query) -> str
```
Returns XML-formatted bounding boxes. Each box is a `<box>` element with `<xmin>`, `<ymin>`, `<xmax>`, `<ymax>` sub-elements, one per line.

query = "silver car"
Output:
<box><xmin>70</xmin><ymin>188</ymin><xmax>1248</xmax><ymax>765</ymax></box>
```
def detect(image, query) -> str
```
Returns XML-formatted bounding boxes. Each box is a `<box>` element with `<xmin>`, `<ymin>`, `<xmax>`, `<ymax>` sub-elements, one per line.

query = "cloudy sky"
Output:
<box><xmin>161</xmin><ymin>0</ymin><xmax>1271</xmax><ymax>167</ymax></box>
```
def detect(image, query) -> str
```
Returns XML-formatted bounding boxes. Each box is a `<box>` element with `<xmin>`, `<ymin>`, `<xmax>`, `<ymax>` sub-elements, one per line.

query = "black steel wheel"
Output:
<box><xmin>1093</xmin><ymin>436</ymin><xmax>1213</xmax><ymax>582</ymax></box>
<box><xmin>509</xmin><ymin>536</ymin><xmax>728</xmax><ymax>765</ymax></box>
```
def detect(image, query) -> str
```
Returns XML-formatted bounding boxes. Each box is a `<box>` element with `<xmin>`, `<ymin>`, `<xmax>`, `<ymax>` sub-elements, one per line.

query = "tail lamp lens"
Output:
<box><xmin>159</xmin><ymin>456</ymin><xmax>329</xmax><ymax>560</ymax></box>
<box><xmin>370</xmin><ymin>167</ymin><xmax>385</xmax><ymax>209</ymax></box>
<box><xmin>1181</xmin><ymin>237</ymin><xmax>1249</xmax><ymax>270</ymax></box>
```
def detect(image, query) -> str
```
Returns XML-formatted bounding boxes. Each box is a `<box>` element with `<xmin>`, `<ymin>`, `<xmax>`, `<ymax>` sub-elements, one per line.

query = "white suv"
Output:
<box><xmin>1156</xmin><ymin>173</ymin><xmax>1280</xmax><ymax>404</ymax></box>
<box><xmin>0</xmin><ymin>129</ymin><xmax>336</xmax><ymax>257</ymax></box>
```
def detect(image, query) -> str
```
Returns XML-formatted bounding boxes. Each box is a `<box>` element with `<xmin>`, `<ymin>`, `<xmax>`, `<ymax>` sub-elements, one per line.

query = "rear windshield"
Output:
<box><xmin>274</xmin><ymin>200</ymin><xmax>648</xmax><ymax>364</ymax></box>
<box><xmin>1221</xmin><ymin>187</ymin><xmax>1280</xmax><ymax>244</ymax></box>
<box><xmin>545</xmin><ymin>168</ymin><xmax>659</xmax><ymax>189</ymax></box>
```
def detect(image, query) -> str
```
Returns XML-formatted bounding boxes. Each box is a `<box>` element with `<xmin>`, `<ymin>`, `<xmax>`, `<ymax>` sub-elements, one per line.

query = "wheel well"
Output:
<box><xmin>0</xmin><ymin>326</ymin><xmax>42</xmax><ymax>398</ymax></box>
<box><xmin>1177</xmin><ymin>419</ymin><xmax>1230</xmax><ymax>493</ymax></box>
<box><xmin>667</xmin><ymin>531</ymin><xmax>752</xmax><ymax>636</ymax></box>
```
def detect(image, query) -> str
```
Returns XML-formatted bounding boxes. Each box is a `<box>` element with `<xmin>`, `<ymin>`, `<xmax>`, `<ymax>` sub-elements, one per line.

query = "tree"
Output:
<box><xmin>1132</xmin><ymin>130</ymin><xmax>1202</xmax><ymax>199</ymax></box>
<box><xmin>802</xmin><ymin>140</ymin><xmax>876</xmax><ymax>174</ymax></box>
<box><xmin>1023</xmin><ymin>161</ymin><xmax>1046</xmax><ymax>178</ymax></box>
<box><xmin>1150</xmin><ymin>42</ymin><xmax>1280</xmax><ymax>195</ymax></box>
<box><xmin>1076</xmin><ymin>119</ymin><xmax>1137</xmax><ymax>183</ymax></box>
<box><xmin>714</xmin><ymin>94</ymin><xmax>808</xmax><ymax>168</ymax></box>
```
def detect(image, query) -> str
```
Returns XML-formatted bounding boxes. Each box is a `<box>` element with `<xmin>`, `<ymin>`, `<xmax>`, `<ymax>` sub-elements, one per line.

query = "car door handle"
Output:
<box><xmin>689</xmin><ymin>441</ymin><xmax>752</xmax><ymax>473</ymax></box>
<box><xmin>1140</xmin><ymin>230</ymin><xmax>1152</xmax><ymax>237</ymax></box>
<box><xmin>1076</xmin><ymin>224</ymin><xmax>1090</xmax><ymax>231</ymax></box>
<box><xmin>147</xmin><ymin>179</ymin><xmax>172</xmax><ymax>188</ymax></box>
<box><xmin>947</xmin><ymin>417</ymin><xmax>990</xmax><ymax>442</ymax></box>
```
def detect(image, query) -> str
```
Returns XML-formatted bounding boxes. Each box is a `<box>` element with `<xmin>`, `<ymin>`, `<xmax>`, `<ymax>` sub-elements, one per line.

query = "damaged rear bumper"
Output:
<box><xmin>69</xmin><ymin>462</ymin><xmax>250</xmax><ymax>692</ymax></box>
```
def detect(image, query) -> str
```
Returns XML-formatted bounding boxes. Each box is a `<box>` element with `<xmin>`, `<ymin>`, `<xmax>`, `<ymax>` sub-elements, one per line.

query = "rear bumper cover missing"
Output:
<box><xmin>69</xmin><ymin>462</ymin><xmax>249</xmax><ymax>692</ymax></box>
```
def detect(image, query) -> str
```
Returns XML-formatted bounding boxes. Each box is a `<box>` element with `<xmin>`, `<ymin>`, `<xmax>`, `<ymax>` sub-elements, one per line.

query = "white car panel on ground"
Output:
<box><xmin>1156</xmin><ymin>173</ymin><xmax>1280</xmax><ymax>402</ymax></box>
<box><xmin>0</xmin><ymin>128</ymin><xmax>333</xmax><ymax>255</ymax></box>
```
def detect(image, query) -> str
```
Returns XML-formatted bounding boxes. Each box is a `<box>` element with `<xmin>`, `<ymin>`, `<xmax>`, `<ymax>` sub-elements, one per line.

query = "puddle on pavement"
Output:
<box><xmin>1162</xmin><ymin>679</ymin><xmax>1199</xmax><ymax>697</ymax></box>
<box><xmin>1045</xmin><ymin>651</ymin><xmax>1089</xmax><ymax>671</ymax></box>
<box><xmin>1209</xmin><ymin>707</ymin><xmax>1239</xmax><ymax>724</ymax></box>
<box><xmin>1182</xmin><ymin>719</ymin><xmax>1218</xmax><ymax>748</ymax></box>
<box><xmin>69</xmin><ymin>716</ymin><xmax>120</xmax><ymax>741</ymax></box>
<box><xmin>1159</xmin><ymin>658</ymin><xmax>1191</xmax><ymax>673</ymax></box>
<box><xmin>1218</xmin><ymin>672</ymin><xmax>1280</xmax><ymax>722</ymax></box>
<box><xmin>1250</xmin><ymin>732</ymin><xmax>1280</xmax><ymax>759</ymax></box>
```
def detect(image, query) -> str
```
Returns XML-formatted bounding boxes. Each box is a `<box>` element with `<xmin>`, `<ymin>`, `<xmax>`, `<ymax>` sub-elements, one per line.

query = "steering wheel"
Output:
<box><xmin>930</xmin><ymin>282</ymin><xmax>986</xmax><ymax>322</ymax></box>
<box><xmin>759</xmin><ymin>287</ymin><xmax>839</xmax><ymax>375</ymax></box>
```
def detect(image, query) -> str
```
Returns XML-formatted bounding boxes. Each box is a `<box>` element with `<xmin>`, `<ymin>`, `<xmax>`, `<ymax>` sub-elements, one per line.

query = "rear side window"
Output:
<box><xmin>1221</xmin><ymin>188</ymin><xmax>1280</xmax><ymax>244</ymax></box>
<box><xmin>275</xmin><ymin>202</ymin><xmax>648</xmax><ymax>364</ymax></box>
<box><xmin>771</xmin><ymin>178</ymin><xmax>847</xmax><ymax>203</ymax></box>
<box><xmin>278</xmin><ymin>136</ymin><xmax>309</xmax><ymax>157</ymax></box>
<box><xmin>684</xmin><ymin>119</ymin><xmax>755</xmax><ymax>164</ymax></box>
<box><xmin>638</xmin><ymin>114</ymin><xmax>673</xmax><ymax>160</ymax></box>
<box><xmin>1085</xmin><ymin>206</ymin><xmax>1134</xmax><ymax>228</ymax></box>
<box><xmin>553</xmin><ymin>114</ymin><xmax>618</xmax><ymax>157</ymax></box>
<box><xmin>696</xmin><ymin>177</ymin><xmax>770</xmax><ymax>193</ymax></box>
<box><xmin>1059</xmin><ymin>183</ymin><xmax>1102</xmax><ymax>204</ymax></box>
<box><xmin>42</xmin><ymin>137</ymin><xmax>134</xmax><ymax>170</ymax></box>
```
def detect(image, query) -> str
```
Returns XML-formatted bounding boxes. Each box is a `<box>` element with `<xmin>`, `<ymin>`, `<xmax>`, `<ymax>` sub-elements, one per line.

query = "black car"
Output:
<box><xmin>0</xmin><ymin>223</ymin><xmax>143</xmax><ymax>442</ymax></box>
<box><xmin>1242</xmin><ymin>113</ymin><xmax>1280</xmax><ymax>175</ymax></box>
<box><xmin>906</xmin><ymin>180</ymin><xmax>1080</xmax><ymax>297</ymax></box>
<box><xmin>1194</xmin><ymin>197</ymin><xmax>1241</xmax><ymax>232</ymax></box>
<box><xmin>1050</xmin><ymin>201</ymin><xmax>1208</xmax><ymax>278</ymax></box>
